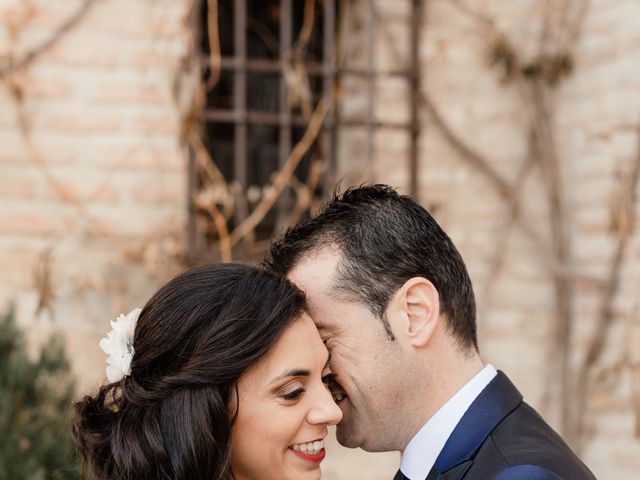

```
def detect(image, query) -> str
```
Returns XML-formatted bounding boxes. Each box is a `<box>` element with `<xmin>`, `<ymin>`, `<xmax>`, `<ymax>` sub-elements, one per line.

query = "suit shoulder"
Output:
<box><xmin>491</xmin><ymin>402</ymin><xmax>579</xmax><ymax>459</ymax></box>
<box><xmin>486</xmin><ymin>403</ymin><xmax>596</xmax><ymax>479</ymax></box>
<box><xmin>494</xmin><ymin>464</ymin><xmax>564</xmax><ymax>480</ymax></box>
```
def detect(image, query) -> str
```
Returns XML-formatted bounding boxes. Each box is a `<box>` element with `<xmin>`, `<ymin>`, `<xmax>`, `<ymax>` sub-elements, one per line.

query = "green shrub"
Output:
<box><xmin>0</xmin><ymin>307</ymin><xmax>80</xmax><ymax>480</ymax></box>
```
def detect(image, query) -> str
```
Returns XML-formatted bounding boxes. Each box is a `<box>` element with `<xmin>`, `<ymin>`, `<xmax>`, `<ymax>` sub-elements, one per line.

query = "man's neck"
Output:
<box><xmin>399</xmin><ymin>354</ymin><xmax>485</xmax><ymax>452</ymax></box>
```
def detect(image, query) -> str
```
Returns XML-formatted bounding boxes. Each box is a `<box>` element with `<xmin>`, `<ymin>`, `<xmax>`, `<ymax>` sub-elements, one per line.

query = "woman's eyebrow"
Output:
<box><xmin>270</xmin><ymin>352</ymin><xmax>332</xmax><ymax>385</ymax></box>
<box><xmin>269</xmin><ymin>369</ymin><xmax>310</xmax><ymax>385</ymax></box>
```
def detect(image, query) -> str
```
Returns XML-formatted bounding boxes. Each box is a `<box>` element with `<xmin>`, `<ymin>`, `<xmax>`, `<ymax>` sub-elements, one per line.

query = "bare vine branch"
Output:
<box><xmin>0</xmin><ymin>0</ymin><xmax>100</xmax><ymax>78</ymax></box>
<box><xmin>478</xmin><ymin>147</ymin><xmax>536</xmax><ymax>326</ymax></box>
<box><xmin>424</xmin><ymin>1</ymin><xmax>614</xmax><ymax>446</ymax></box>
<box><xmin>573</xmin><ymin>122</ymin><xmax>640</xmax><ymax>446</ymax></box>
<box><xmin>228</xmin><ymin>98</ymin><xmax>328</xmax><ymax>246</ymax></box>
<box><xmin>182</xmin><ymin>0</ymin><xmax>330</xmax><ymax>256</ymax></box>
<box><xmin>188</xmin><ymin>129</ymin><xmax>233</xmax><ymax>262</ymax></box>
<box><xmin>419</xmin><ymin>91</ymin><xmax>513</xmax><ymax>199</ymax></box>
<box><xmin>205</xmin><ymin>0</ymin><xmax>221</xmax><ymax>92</ymax></box>
<box><xmin>6</xmin><ymin>78</ymin><xmax>114</xmax><ymax>235</ymax></box>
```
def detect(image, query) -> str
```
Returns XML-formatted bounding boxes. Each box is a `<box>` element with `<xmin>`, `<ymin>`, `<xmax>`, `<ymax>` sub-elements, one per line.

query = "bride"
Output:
<box><xmin>72</xmin><ymin>263</ymin><xmax>342</xmax><ymax>480</ymax></box>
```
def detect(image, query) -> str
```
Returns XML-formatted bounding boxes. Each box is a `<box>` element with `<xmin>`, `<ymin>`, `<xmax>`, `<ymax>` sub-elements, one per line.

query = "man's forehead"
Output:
<box><xmin>287</xmin><ymin>247</ymin><xmax>341</xmax><ymax>289</ymax></box>
<box><xmin>309</xmin><ymin>314</ymin><xmax>341</xmax><ymax>340</ymax></box>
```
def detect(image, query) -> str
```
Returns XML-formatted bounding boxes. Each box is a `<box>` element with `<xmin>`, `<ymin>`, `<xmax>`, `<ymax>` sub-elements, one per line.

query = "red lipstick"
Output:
<box><xmin>292</xmin><ymin>448</ymin><xmax>326</xmax><ymax>463</ymax></box>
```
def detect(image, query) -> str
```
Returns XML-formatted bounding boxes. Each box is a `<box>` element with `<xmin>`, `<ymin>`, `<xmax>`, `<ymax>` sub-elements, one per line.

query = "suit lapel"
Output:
<box><xmin>427</xmin><ymin>371</ymin><xmax>523</xmax><ymax>479</ymax></box>
<box><xmin>425</xmin><ymin>461</ymin><xmax>472</xmax><ymax>480</ymax></box>
<box><xmin>394</xmin><ymin>470</ymin><xmax>408</xmax><ymax>480</ymax></box>
<box><xmin>425</xmin><ymin>465</ymin><xmax>439</xmax><ymax>480</ymax></box>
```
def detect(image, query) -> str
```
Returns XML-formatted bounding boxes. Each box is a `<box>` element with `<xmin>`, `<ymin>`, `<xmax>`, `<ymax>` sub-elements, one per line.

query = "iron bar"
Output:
<box><xmin>212</xmin><ymin>55</ymin><xmax>411</xmax><ymax>78</ymax></box>
<box><xmin>276</xmin><ymin>0</ymin><xmax>293</xmax><ymax>230</ymax></box>
<box><xmin>322</xmin><ymin>0</ymin><xmax>337</xmax><ymax>193</ymax></box>
<box><xmin>204</xmin><ymin>108</ymin><xmax>411</xmax><ymax>129</ymax></box>
<box><xmin>279</xmin><ymin>0</ymin><xmax>292</xmax><ymax>171</ymax></box>
<box><xmin>189</xmin><ymin>0</ymin><xmax>423</xmax><ymax>255</ymax></box>
<box><xmin>233</xmin><ymin>0</ymin><xmax>247</xmax><ymax>194</ymax></box>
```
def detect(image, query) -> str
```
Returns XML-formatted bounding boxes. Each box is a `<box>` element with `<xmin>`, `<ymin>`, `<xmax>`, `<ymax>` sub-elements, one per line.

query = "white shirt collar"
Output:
<box><xmin>399</xmin><ymin>364</ymin><xmax>498</xmax><ymax>480</ymax></box>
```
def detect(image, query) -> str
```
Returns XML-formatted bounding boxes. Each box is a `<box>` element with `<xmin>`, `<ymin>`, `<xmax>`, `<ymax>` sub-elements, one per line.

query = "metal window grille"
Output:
<box><xmin>188</xmin><ymin>0</ymin><xmax>421</xmax><ymax>259</ymax></box>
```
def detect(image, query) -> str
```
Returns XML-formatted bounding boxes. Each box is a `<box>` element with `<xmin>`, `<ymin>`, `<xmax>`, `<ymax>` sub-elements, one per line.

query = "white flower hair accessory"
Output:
<box><xmin>99</xmin><ymin>307</ymin><xmax>141</xmax><ymax>383</ymax></box>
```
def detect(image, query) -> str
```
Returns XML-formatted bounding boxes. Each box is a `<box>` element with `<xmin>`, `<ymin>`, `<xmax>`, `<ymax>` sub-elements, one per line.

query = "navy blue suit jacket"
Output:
<box><xmin>396</xmin><ymin>372</ymin><xmax>596</xmax><ymax>480</ymax></box>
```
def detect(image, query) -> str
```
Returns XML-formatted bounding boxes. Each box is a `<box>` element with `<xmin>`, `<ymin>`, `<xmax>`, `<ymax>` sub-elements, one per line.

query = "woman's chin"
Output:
<box><xmin>285</xmin><ymin>448</ymin><xmax>323</xmax><ymax>479</ymax></box>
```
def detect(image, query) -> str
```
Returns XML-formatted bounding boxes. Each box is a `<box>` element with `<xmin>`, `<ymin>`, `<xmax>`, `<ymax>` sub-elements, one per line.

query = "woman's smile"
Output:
<box><xmin>289</xmin><ymin>438</ymin><xmax>327</xmax><ymax>463</ymax></box>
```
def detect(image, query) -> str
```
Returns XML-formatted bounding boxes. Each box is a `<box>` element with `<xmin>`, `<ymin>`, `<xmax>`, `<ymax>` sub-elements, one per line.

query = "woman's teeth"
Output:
<box><xmin>291</xmin><ymin>440</ymin><xmax>324</xmax><ymax>454</ymax></box>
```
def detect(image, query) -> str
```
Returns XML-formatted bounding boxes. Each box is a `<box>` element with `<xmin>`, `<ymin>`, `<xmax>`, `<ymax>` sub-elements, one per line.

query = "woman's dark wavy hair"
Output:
<box><xmin>72</xmin><ymin>263</ymin><xmax>305</xmax><ymax>480</ymax></box>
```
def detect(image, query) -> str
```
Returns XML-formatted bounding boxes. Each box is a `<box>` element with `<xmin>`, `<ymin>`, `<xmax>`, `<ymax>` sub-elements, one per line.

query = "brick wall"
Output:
<box><xmin>337</xmin><ymin>0</ymin><xmax>639</xmax><ymax>478</ymax></box>
<box><xmin>0</xmin><ymin>0</ymin><xmax>189</xmax><ymax>384</ymax></box>
<box><xmin>0</xmin><ymin>0</ymin><xmax>638</xmax><ymax>479</ymax></box>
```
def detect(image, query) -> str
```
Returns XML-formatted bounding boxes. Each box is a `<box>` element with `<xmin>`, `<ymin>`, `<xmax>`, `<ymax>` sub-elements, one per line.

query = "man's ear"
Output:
<box><xmin>389</xmin><ymin>277</ymin><xmax>440</xmax><ymax>348</ymax></box>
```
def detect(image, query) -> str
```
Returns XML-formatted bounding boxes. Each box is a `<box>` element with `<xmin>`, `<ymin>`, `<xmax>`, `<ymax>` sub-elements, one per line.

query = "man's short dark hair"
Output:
<box><xmin>264</xmin><ymin>184</ymin><xmax>478</xmax><ymax>351</ymax></box>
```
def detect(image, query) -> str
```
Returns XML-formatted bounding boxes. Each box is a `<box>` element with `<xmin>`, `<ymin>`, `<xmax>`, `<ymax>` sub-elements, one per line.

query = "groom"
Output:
<box><xmin>264</xmin><ymin>184</ymin><xmax>596</xmax><ymax>480</ymax></box>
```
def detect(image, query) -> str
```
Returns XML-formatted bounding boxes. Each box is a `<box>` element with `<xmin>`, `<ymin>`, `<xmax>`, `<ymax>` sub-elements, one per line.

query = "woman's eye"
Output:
<box><xmin>281</xmin><ymin>388</ymin><xmax>305</xmax><ymax>401</ymax></box>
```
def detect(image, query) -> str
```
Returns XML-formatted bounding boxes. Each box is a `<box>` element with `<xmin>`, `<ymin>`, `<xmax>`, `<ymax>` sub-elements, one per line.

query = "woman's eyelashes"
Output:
<box><xmin>281</xmin><ymin>387</ymin><xmax>305</xmax><ymax>401</ymax></box>
<box><xmin>277</xmin><ymin>373</ymin><xmax>337</xmax><ymax>402</ymax></box>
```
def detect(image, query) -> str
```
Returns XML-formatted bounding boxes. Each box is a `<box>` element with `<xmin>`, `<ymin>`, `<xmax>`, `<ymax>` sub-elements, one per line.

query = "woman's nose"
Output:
<box><xmin>307</xmin><ymin>383</ymin><xmax>343</xmax><ymax>426</ymax></box>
